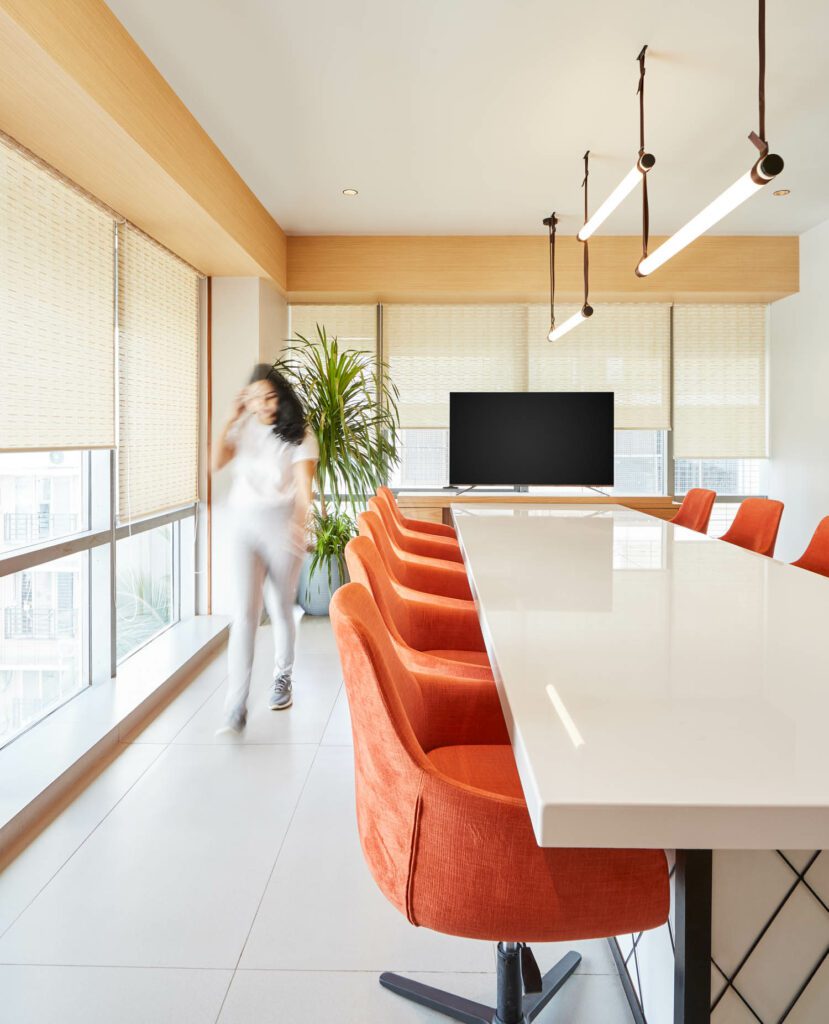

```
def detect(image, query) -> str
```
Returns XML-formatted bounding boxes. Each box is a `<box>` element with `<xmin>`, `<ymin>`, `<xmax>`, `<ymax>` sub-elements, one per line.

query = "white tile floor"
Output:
<box><xmin>0</xmin><ymin>614</ymin><xmax>632</xmax><ymax>1024</ymax></box>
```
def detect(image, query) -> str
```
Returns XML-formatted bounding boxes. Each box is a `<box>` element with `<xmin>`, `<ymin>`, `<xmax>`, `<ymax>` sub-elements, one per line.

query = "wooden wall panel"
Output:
<box><xmin>288</xmin><ymin>234</ymin><xmax>798</xmax><ymax>304</ymax></box>
<box><xmin>0</xmin><ymin>0</ymin><xmax>286</xmax><ymax>285</ymax></box>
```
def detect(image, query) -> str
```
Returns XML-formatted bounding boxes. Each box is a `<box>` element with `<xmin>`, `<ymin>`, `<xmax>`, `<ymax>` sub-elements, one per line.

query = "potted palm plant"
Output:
<box><xmin>273</xmin><ymin>325</ymin><xmax>399</xmax><ymax>614</ymax></box>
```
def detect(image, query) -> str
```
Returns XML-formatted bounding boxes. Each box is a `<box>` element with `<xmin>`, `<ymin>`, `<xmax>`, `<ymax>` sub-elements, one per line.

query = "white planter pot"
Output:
<box><xmin>297</xmin><ymin>555</ymin><xmax>346</xmax><ymax>616</ymax></box>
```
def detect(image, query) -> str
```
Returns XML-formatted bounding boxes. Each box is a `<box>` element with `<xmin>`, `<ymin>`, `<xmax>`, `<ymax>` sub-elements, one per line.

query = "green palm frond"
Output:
<box><xmin>274</xmin><ymin>325</ymin><xmax>400</xmax><ymax>574</ymax></box>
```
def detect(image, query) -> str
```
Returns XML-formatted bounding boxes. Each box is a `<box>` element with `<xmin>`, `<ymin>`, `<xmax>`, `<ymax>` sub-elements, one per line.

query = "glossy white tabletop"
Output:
<box><xmin>452</xmin><ymin>504</ymin><xmax>829</xmax><ymax>850</ymax></box>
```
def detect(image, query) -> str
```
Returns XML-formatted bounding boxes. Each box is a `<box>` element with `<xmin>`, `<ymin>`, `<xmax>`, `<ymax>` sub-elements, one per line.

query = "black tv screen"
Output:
<box><xmin>449</xmin><ymin>392</ymin><xmax>614</xmax><ymax>487</ymax></box>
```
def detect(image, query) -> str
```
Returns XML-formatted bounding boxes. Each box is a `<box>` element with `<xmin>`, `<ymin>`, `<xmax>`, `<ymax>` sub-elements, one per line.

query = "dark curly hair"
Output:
<box><xmin>248</xmin><ymin>364</ymin><xmax>307</xmax><ymax>445</ymax></box>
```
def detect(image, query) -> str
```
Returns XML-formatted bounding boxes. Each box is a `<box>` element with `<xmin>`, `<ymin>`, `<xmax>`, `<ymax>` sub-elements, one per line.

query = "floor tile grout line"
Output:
<box><xmin>135</xmin><ymin>667</ymin><xmax>229</xmax><ymax>747</ymax></box>
<box><xmin>212</xmin><ymin>737</ymin><xmax>328</xmax><ymax>1023</ymax></box>
<box><xmin>0</xmin><ymin>741</ymin><xmax>170</xmax><ymax>943</ymax></box>
<box><xmin>0</xmin><ymin>654</ymin><xmax>230</xmax><ymax>942</ymax></box>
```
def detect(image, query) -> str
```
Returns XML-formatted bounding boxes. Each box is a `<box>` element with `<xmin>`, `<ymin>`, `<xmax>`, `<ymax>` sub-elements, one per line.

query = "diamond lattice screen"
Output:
<box><xmin>384</xmin><ymin>305</ymin><xmax>529</xmax><ymax>428</ymax></box>
<box><xmin>0</xmin><ymin>137</ymin><xmax>115</xmax><ymax>451</ymax></box>
<box><xmin>673</xmin><ymin>304</ymin><xmax>767</xmax><ymax>459</ymax></box>
<box><xmin>117</xmin><ymin>226</ymin><xmax>199</xmax><ymax>521</ymax></box>
<box><xmin>289</xmin><ymin>305</ymin><xmax>376</xmax><ymax>354</ymax></box>
<box><xmin>527</xmin><ymin>303</ymin><xmax>671</xmax><ymax>430</ymax></box>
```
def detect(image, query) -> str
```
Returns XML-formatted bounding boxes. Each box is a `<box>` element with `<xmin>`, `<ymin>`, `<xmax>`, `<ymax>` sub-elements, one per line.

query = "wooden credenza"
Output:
<box><xmin>395</xmin><ymin>491</ymin><xmax>678</xmax><ymax>527</ymax></box>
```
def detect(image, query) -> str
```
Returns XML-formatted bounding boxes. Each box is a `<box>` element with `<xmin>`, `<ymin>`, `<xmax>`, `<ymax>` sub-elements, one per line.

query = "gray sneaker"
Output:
<box><xmin>269</xmin><ymin>672</ymin><xmax>293</xmax><ymax>710</ymax></box>
<box><xmin>216</xmin><ymin>707</ymin><xmax>247</xmax><ymax>736</ymax></box>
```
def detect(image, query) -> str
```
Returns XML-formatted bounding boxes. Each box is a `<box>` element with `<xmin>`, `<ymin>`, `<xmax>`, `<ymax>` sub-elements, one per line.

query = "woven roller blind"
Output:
<box><xmin>527</xmin><ymin>303</ymin><xmax>671</xmax><ymax>430</ymax></box>
<box><xmin>0</xmin><ymin>137</ymin><xmax>115</xmax><ymax>450</ymax></box>
<box><xmin>384</xmin><ymin>305</ymin><xmax>529</xmax><ymax>428</ymax></box>
<box><xmin>290</xmin><ymin>304</ymin><xmax>376</xmax><ymax>353</ymax></box>
<box><xmin>673</xmin><ymin>304</ymin><xmax>767</xmax><ymax>459</ymax></box>
<box><xmin>118</xmin><ymin>226</ymin><xmax>199</xmax><ymax>521</ymax></box>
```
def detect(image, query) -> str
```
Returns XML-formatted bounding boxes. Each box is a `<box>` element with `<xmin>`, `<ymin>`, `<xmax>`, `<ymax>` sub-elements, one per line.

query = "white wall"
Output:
<box><xmin>209</xmin><ymin>277</ymin><xmax>288</xmax><ymax>614</ymax></box>
<box><xmin>769</xmin><ymin>217</ymin><xmax>829</xmax><ymax>563</ymax></box>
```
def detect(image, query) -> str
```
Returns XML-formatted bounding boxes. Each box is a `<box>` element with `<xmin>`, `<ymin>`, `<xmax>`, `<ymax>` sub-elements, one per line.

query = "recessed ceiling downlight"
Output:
<box><xmin>773</xmin><ymin>188</ymin><xmax>790</xmax><ymax>196</ymax></box>
<box><xmin>342</xmin><ymin>188</ymin><xmax>359</xmax><ymax>196</ymax></box>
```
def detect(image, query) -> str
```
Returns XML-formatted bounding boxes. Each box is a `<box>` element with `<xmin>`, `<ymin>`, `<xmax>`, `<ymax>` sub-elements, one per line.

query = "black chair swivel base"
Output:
<box><xmin>380</xmin><ymin>944</ymin><xmax>582</xmax><ymax>1024</ymax></box>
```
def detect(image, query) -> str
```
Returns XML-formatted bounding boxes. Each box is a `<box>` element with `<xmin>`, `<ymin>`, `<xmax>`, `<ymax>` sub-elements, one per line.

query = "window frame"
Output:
<box><xmin>0</xmin><ymin>448</ymin><xmax>196</xmax><ymax>749</ymax></box>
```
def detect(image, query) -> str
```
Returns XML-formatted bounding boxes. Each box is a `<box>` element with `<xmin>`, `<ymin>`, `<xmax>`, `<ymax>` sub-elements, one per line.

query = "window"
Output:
<box><xmin>610</xmin><ymin>431</ymin><xmax>666</xmax><ymax>495</ymax></box>
<box><xmin>390</xmin><ymin>428</ymin><xmax>666</xmax><ymax>495</ymax></box>
<box><xmin>672</xmin><ymin>305</ymin><xmax>767</xmax><ymax>459</ymax></box>
<box><xmin>0</xmin><ymin>136</ymin><xmax>115</xmax><ymax>452</ymax></box>
<box><xmin>0</xmin><ymin>553</ymin><xmax>86</xmax><ymax>745</ymax></box>
<box><xmin>0</xmin><ymin>135</ymin><xmax>202</xmax><ymax>749</ymax></box>
<box><xmin>116</xmin><ymin>525</ymin><xmax>175</xmax><ymax>662</ymax></box>
<box><xmin>388</xmin><ymin>430</ymin><xmax>450</xmax><ymax>489</ymax></box>
<box><xmin>674</xmin><ymin>458</ymin><xmax>768</xmax><ymax>497</ymax></box>
<box><xmin>289</xmin><ymin>305</ymin><xmax>376</xmax><ymax>354</ymax></box>
<box><xmin>0</xmin><ymin>451</ymin><xmax>87</xmax><ymax>553</ymax></box>
<box><xmin>117</xmin><ymin>225</ymin><xmax>200</xmax><ymax>522</ymax></box>
<box><xmin>289</xmin><ymin>301</ymin><xmax>770</xmax><ymax>505</ymax></box>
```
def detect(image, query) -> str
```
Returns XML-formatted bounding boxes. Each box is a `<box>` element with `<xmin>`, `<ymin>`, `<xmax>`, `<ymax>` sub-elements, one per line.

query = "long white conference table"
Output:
<box><xmin>451</xmin><ymin>503</ymin><xmax>829</xmax><ymax>1024</ymax></box>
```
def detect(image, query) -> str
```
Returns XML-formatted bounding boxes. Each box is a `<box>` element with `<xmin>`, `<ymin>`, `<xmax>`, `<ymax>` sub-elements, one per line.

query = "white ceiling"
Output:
<box><xmin>106</xmin><ymin>0</ymin><xmax>829</xmax><ymax>237</ymax></box>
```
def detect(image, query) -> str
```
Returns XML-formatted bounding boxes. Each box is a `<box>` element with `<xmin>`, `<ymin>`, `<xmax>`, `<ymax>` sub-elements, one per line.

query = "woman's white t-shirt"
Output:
<box><xmin>228</xmin><ymin>416</ymin><xmax>319</xmax><ymax>510</ymax></box>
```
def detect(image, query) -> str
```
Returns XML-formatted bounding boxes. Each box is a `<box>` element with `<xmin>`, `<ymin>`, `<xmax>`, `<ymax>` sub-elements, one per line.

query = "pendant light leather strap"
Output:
<box><xmin>544</xmin><ymin>212</ymin><xmax>557</xmax><ymax>333</ymax></box>
<box><xmin>638</xmin><ymin>45</ymin><xmax>650</xmax><ymax>260</ymax></box>
<box><xmin>582</xmin><ymin>152</ymin><xmax>590</xmax><ymax>309</ymax></box>
<box><xmin>749</xmin><ymin>0</ymin><xmax>769</xmax><ymax>154</ymax></box>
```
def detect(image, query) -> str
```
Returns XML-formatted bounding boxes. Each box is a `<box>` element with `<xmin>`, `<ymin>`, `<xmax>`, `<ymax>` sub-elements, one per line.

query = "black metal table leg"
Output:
<box><xmin>674</xmin><ymin>849</ymin><xmax>712</xmax><ymax>1024</ymax></box>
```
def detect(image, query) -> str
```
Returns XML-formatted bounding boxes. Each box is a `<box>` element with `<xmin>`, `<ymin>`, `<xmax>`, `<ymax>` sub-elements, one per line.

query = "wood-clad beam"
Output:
<box><xmin>287</xmin><ymin>234</ymin><xmax>798</xmax><ymax>304</ymax></box>
<box><xmin>0</xmin><ymin>0</ymin><xmax>286</xmax><ymax>286</ymax></box>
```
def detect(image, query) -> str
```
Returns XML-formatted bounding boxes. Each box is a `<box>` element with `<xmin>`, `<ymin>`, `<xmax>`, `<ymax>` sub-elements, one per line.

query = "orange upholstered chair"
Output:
<box><xmin>368</xmin><ymin>495</ymin><xmax>464</xmax><ymax>563</ymax></box>
<box><xmin>358</xmin><ymin>510</ymin><xmax>473</xmax><ymax>601</ymax></box>
<box><xmin>345</xmin><ymin>535</ymin><xmax>492</xmax><ymax>679</ymax></box>
<box><xmin>792</xmin><ymin>517</ymin><xmax>829</xmax><ymax>577</ymax></box>
<box><xmin>671</xmin><ymin>488</ymin><xmax>717</xmax><ymax>534</ymax></box>
<box><xmin>331</xmin><ymin>583</ymin><xmax>670</xmax><ymax>1024</ymax></box>
<box><xmin>720</xmin><ymin>497</ymin><xmax>785</xmax><ymax>558</ymax></box>
<box><xmin>376</xmin><ymin>486</ymin><xmax>457</xmax><ymax>539</ymax></box>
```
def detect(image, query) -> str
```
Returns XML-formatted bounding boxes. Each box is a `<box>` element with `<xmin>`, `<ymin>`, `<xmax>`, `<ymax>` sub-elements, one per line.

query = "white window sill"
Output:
<box><xmin>0</xmin><ymin>615</ymin><xmax>229</xmax><ymax>862</ymax></box>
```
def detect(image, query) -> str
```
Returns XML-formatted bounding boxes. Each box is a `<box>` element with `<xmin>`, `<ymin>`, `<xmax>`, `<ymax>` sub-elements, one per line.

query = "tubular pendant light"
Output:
<box><xmin>546</xmin><ymin>153</ymin><xmax>594</xmax><ymax>343</ymax></box>
<box><xmin>577</xmin><ymin>46</ymin><xmax>655</xmax><ymax>242</ymax></box>
<box><xmin>637</xmin><ymin>0</ymin><xmax>784</xmax><ymax>276</ymax></box>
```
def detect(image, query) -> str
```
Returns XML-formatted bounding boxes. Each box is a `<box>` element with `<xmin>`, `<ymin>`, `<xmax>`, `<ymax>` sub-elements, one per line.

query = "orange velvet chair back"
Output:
<box><xmin>330</xmin><ymin>584</ymin><xmax>435</xmax><ymax>918</ymax></box>
<box><xmin>330</xmin><ymin>583</ymin><xmax>670</xmax><ymax>942</ymax></box>
<box><xmin>671</xmin><ymin>488</ymin><xmax>717</xmax><ymax>534</ymax></box>
<box><xmin>376</xmin><ymin>486</ymin><xmax>407</xmax><ymax>527</ymax></box>
<box><xmin>377</xmin><ymin>485</ymin><xmax>457</xmax><ymax>539</ymax></box>
<box><xmin>357</xmin><ymin>510</ymin><xmax>473</xmax><ymax>600</ymax></box>
<box><xmin>792</xmin><ymin>516</ymin><xmax>829</xmax><ymax>577</ymax></box>
<box><xmin>357</xmin><ymin>509</ymin><xmax>417</xmax><ymax>584</ymax></box>
<box><xmin>368</xmin><ymin>496</ymin><xmax>463</xmax><ymax>562</ymax></box>
<box><xmin>345</xmin><ymin>535</ymin><xmax>486</xmax><ymax>664</ymax></box>
<box><xmin>345</xmin><ymin>535</ymin><xmax>414</xmax><ymax>648</ymax></box>
<box><xmin>720</xmin><ymin>497</ymin><xmax>784</xmax><ymax>558</ymax></box>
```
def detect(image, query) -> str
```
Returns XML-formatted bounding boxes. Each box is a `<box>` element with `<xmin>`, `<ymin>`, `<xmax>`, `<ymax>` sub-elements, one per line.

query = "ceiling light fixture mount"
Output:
<box><xmin>547</xmin><ymin>152</ymin><xmax>594</xmax><ymax>343</ymax></box>
<box><xmin>342</xmin><ymin>188</ymin><xmax>359</xmax><ymax>196</ymax></box>
<box><xmin>577</xmin><ymin>45</ymin><xmax>655</xmax><ymax>243</ymax></box>
<box><xmin>636</xmin><ymin>0</ymin><xmax>783</xmax><ymax>277</ymax></box>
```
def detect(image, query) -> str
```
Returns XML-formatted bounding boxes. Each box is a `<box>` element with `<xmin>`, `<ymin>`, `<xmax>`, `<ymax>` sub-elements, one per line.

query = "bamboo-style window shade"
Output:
<box><xmin>383</xmin><ymin>303</ymin><xmax>670</xmax><ymax>430</ymax></box>
<box><xmin>289</xmin><ymin>305</ymin><xmax>376</xmax><ymax>354</ymax></box>
<box><xmin>526</xmin><ymin>303</ymin><xmax>671</xmax><ymax>430</ymax></box>
<box><xmin>383</xmin><ymin>305</ymin><xmax>529</xmax><ymax>428</ymax></box>
<box><xmin>0</xmin><ymin>136</ymin><xmax>115</xmax><ymax>451</ymax></box>
<box><xmin>673</xmin><ymin>304</ymin><xmax>767</xmax><ymax>459</ymax></box>
<box><xmin>117</xmin><ymin>226</ymin><xmax>199</xmax><ymax>520</ymax></box>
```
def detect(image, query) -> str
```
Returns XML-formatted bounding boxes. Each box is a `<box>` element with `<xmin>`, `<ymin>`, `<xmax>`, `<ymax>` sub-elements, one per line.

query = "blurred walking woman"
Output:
<box><xmin>213</xmin><ymin>365</ymin><xmax>318</xmax><ymax>734</ymax></box>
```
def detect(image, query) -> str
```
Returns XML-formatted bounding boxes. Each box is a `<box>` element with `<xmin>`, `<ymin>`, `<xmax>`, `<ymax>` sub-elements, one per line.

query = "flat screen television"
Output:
<box><xmin>449</xmin><ymin>391</ymin><xmax>614</xmax><ymax>487</ymax></box>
